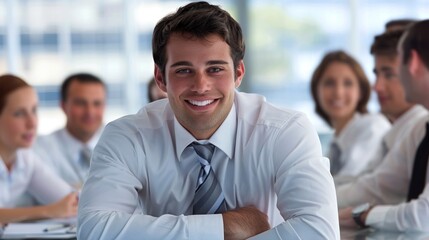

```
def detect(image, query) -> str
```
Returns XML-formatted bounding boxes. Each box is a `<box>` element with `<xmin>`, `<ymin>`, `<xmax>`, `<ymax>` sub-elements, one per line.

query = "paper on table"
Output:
<box><xmin>0</xmin><ymin>223</ymin><xmax>76</xmax><ymax>239</ymax></box>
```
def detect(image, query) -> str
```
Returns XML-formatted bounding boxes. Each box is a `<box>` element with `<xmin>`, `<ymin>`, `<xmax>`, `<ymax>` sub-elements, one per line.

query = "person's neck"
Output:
<box><xmin>331</xmin><ymin>114</ymin><xmax>354</xmax><ymax>136</ymax></box>
<box><xmin>386</xmin><ymin>104</ymin><xmax>414</xmax><ymax>123</ymax></box>
<box><xmin>0</xmin><ymin>146</ymin><xmax>17</xmax><ymax>172</ymax></box>
<box><xmin>66</xmin><ymin>127</ymin><xmax>92</xmax><ymax>144</ymax></box>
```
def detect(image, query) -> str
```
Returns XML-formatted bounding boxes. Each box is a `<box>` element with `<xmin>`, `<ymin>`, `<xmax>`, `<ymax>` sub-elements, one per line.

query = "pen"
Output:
<box><xmin>43</xmin><ymin>223</ymin><xmax>71</xmax><ymax>232</ymax></box>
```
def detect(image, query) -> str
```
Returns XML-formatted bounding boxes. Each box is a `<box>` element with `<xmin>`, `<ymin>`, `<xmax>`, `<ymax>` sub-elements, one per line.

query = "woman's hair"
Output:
<box><xmin>0</xmin><ymin>74</ymin><xmax>31</xmax><ymax>114</ymax></box>
<box><xmin>310</xmin><ymin>50</ymin><xmax>370</xmax><ymax>126</ymax></box>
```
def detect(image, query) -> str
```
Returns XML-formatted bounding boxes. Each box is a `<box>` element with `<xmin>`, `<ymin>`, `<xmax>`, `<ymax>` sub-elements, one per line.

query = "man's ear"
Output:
<box><xmin>409</xmin><ymin>49</ymin><xmax>423</xmax><ymax>78</ymax></box>
<box><xmin>234</xmin><ymin>60</ymin><xmax>245</xmax><ymax>88</ymax></box>
<box><xmin>154</xmin><ymin>65</ymin><xmax>167</xmax><ymax>92</ymax></box>
<box><xmin>60</xmin><ymin>101</ymin><xmax>66</xmax><ymax>114</ymax></box>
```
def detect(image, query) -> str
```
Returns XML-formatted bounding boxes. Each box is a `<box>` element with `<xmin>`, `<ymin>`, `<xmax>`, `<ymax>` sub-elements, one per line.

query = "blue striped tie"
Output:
<box><xmin>191</xmin><ymin>142</ymin><xmax>227</xmax><ymax>214</ymax></box>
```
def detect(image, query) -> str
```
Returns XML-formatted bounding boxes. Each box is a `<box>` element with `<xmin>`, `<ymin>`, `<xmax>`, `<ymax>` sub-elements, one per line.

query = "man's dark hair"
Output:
<box><xmin>61</xmin><ymin>73</ymin><xmax>106</xmax><ymax>102</ymax></box>
<box><xmin>152</xmin><ymin>1</ymin><xmax>245</xmax><ymax>80</ymax></box>
<box><xmin>401</xmin><ymin>19</ymin><xmax>429</xmax><ymax>69</ymax></box>
<box><xmin>385</xmin><ymin>19</ymin><xmax>417</xmax><ymax>32</ymax></box>
<box><xmin>370</xmin><ymin>30</ymin><xmax>404</xmax><ymax>57</ymax></box>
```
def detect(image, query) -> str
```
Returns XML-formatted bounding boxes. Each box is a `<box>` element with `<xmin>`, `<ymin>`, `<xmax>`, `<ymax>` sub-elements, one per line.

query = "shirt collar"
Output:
<box><xmin>333</xmin><ymin>113</ymin><xmax>360</xmax><ymax>148</ymax></box>
<box><xmin>0</xmin><ymin>150</ymin><xmax>26</xmax><ymax>176</ymax></box>
<box><xmin>384</xmin><ymin>105</ymin><xmax>426</xmax><ymax>148</ymax></box>
<box><xmin>61</xmin><ymin>127</ymin><xmax>102</xmax><ymax>150</ymax></box>
<box><xmin>174</xmin><ymin>103</ymin><xmax>237</xmax><ymax>161</ymax></box>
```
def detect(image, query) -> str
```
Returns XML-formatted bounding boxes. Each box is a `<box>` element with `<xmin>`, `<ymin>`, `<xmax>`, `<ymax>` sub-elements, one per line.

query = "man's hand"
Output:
<box><xmin>222</xmin><ymin>206</ymin><xmax>271</xmax><ymax>240</ymax></box>
<box><xmin>339</xmin><ymin>206</ymin><xmax>372</xmax><ymax>228</ymax></box>
<box><xmin>339</xmin><ymin>207</ymin><xmax>357</xmax><ymax>228</ymax></box>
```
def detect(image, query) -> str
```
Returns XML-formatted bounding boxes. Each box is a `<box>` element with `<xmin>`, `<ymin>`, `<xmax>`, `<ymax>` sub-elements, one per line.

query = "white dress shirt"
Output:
<box><xmin>337</xmin><ymin>114</ymin><xmax>429</xmax><ymax>232</ymax></box>
<box><xmin>78</xmin><ymin>92</ymin><xmax>340</xmax><ymax>240</ymax></box>
<box><xmin>329</xmin><ymin>113</ymin><xmax>391</xmax><ymax>177</ymax></box>
<box><xmin>335</xmin><ymin>105</ymin><xmax>428</xmax><ymax>185</ymax></box>
<box><xmin>0</xmin><ymin>149</ymin><xmax>72</xmax><ymax>207</ymax></box>
<box><xmin>33</xmin><ymin>127</ymin><xmax>102</xmax><ymax>187</ymax></box>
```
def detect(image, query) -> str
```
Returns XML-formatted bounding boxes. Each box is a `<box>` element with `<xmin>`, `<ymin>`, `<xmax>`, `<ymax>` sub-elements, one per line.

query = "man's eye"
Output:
<box><xmin>208</xmin><ymin>67</ymin><xmax>222</xmax><ymax>73</ymax></box>
<box><xmin>385</xmin><ymin>73</ymin><xmax>397</xmax><ymax>79</ymax></box>
<box><xmin>176</xmin><ymin>69</ymin><xmax>191</xmax><ymax>74</ymax></box>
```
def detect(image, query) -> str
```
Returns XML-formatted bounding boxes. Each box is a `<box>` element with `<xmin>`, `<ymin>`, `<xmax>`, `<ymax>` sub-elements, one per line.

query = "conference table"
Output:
<box><xmin>3</xmin><ymin>222</ymin><xmax>429</xmax><ymax>239</ymax></box>
<box><xmin>341</xmin><ymin>226</ymin><xmax>429</xmax><ymax>240</ymax></box>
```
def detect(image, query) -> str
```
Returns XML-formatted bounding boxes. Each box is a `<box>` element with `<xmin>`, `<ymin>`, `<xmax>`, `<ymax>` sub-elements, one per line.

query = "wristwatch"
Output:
<box><xmin>351</xmin><ymin>202</ymin><xmax>370</xmax><ymax>228</ymax></box>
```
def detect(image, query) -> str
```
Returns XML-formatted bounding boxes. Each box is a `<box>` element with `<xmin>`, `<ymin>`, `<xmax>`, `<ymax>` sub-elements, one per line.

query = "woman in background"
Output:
<box><xmin>0</xmin><ymin>74</ymin><xmax>77</xmax><ymax>223</ymax></box>
<box><xmin>311</xmin><ymin>50</ymin><xmax>390</xmax><ymax>177</ymax></box>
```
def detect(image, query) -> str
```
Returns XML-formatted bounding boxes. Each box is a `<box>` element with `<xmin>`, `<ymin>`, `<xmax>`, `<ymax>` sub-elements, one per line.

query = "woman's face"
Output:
<box><xmin>317</xmin><ymin>61</ymin><xmax>361</xmax><ymax>123</ymax></box>
<box><xmin>0</xmin><ymin>87</ymin><xmax>38</xmax><ymax>152</ymax></box>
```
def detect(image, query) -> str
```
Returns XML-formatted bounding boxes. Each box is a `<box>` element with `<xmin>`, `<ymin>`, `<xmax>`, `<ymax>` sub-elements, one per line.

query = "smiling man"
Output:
<box><xmin>77</xmin><ymin>2</ymin><xmax>339</xmax><ymax>239</ymax></box>
<box><xmin>33</xmin><ymin>73</ymin><xmax>106</xmax><ymax>188</ymax></box>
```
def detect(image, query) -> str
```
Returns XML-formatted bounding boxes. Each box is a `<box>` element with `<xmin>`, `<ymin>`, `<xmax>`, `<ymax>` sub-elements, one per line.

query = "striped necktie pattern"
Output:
<box><xmin>191</xmin><ymin>142</ymin><xmax>227</xmax><ymax>214</ymax></box>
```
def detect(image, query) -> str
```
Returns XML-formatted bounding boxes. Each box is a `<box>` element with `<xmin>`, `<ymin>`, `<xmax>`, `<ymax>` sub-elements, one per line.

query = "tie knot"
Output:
<box><xmin>80</xmin><ymin>145</ymin><xmax>92</xmax><ymax>165</ymax></box>
<box><xmin>191</xmin><ymin>142</ymin><xmax>215</xmax><ymax>163</ymax></box>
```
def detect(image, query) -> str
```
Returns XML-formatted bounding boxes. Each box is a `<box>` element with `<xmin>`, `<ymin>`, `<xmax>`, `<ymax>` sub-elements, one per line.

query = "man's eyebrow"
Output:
<box><xmin>171</xmin><ymin>61</ymin><xmax>192</xmax><ymax>67</ymax></box>
<box><xmin>380</xmin><ymin>66</ymin><xmax>394</xmax><ymax>72</ymax></box>
<box><xmin>207</xmin><ymin>60</ymin><xmax>228</xmax><ymax>65</ymax></box>
<box><xmin>373</xmin><ymin>66</ymin><xmax>393</xmax><ymax>73</ymax></box>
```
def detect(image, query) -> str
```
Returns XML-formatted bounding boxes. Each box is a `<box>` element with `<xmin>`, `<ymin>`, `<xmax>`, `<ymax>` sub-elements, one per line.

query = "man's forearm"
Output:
<box><xmin>222</xmin><ymin>206</ymin><xmax>271</xmax><ymax>240</ymax></box>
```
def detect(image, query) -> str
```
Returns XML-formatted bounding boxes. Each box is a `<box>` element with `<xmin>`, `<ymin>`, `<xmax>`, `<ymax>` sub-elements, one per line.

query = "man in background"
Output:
<box><xmin>34</xmin><ymin>73</ymin><xmax>107</xmax><ymax>188</ymax></box>
<box><xmin>338</xmin><ymin>20</ymin><xmax>429</xmax><ymax>232</ymax></box>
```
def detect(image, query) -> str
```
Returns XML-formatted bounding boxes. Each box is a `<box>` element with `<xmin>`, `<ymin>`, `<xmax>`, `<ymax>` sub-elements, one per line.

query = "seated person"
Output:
<box><xmin>33</xmin><ymin>73</ymin><xmax>106</xmax><ymax>188</ymax></box>
<box><xmin>334</xmin><ymin>30</ymin><xmax>428</xmax><ymax>185</ymax></box>
<box><xmin>338</xmin><ymin>19</ymin><xmax>429</xmax><ymax>232</ymax></box>
<box><xmin>147</xmin><ymin>77</ymin><xmax>167</xmax><ymax>103</ymax></box>
<box><xmin>0</xmin><ymin>74</ymin><xmax>77</xmax><ymax>224</ymax></box>
<box><xmin>384</xmin><ymin>18</ymin><xmax>417</xmax><ymax>32</ymax></box>
<box><xmin>310</xmin><ymin>50</ymin><xmax>390</xmax><ymax>177</ymax></box>
<box><xmin>77</xmin><ymin>1</ymin><xmax>339</xmax><ymax>239</ymax></box>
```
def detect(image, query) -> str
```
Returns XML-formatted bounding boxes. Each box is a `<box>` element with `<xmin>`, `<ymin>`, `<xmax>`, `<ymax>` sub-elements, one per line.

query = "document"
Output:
<box><xmin>0</xmin><ymin>222</ymin><xmax>76</xmax><ymax>239</ymax></box>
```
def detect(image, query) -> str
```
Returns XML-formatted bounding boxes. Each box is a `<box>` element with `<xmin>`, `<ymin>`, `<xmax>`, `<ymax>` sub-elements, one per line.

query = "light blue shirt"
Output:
<box><xmin>33</xmin><ymin>127</ymin><xmax>102</xmax><ymax>187</ymax></box>
<box><xmin>78</xmin><ymin>92</ymin><xmax>339</xmax><ymax>239</ymax></box>
<box><xmin>0</xmin><ymin>149</ymin><xmax>72</xmax><ymax>207</ymax></box>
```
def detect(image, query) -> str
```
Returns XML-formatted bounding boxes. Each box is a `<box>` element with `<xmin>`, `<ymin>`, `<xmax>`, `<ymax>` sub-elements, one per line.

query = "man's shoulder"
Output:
<box><xmin>235</xmin><ymin>92</ymin><xmax>307</xmax><ymax>127</ymax></box>
<box><xmin>107</xmin><ymin>102</ymin><xmax>172</xmax><ymax>131</ymax></box>
<box><xmin>358</xmin><ymin>113</ymin><xmax>390</xmax><ymax>125</ymax></box>
<box><xmin>35</xmin><ymin>128</ymin><xmax>64</xmax><ymax>146</ymax></box>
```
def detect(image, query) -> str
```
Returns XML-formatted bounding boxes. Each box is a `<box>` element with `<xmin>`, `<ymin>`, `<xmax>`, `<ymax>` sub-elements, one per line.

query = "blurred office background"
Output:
<box><xmin>1</xmin><ymin>0</ymin><xmax>428</xmax><ymax>151</ymax></box>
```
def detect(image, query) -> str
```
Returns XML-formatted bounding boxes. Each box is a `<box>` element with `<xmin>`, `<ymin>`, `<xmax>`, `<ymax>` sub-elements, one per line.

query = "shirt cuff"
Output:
<box><xmin>188</xmin><ymin>214</ymin><xmax>223</xmax><ymax>240</ymax></box>
<box><xmin>365</xmin><ymin>205</ymin><xmax>392</xmax><ymax>228</ymax></box>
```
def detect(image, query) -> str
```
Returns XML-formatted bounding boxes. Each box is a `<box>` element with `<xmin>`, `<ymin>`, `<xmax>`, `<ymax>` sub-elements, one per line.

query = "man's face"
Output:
<box><xmin>373</xmin><ymin>55</ymin><xmax>412</xmax><ymax>121</ymax></box>
<box><xmin>61</xmin><ymin>80</ymin><xmax>106</xmax><ymax>142</ymax></box>
<box><xmin>397</xmin><ymin>35</ymin><xmax>419</xmax><ymax>105</ymax></box>
<box><xmin>155</xmin><ymin>33</ymin><xmax>244</xmax><ymax>140</ymax></box>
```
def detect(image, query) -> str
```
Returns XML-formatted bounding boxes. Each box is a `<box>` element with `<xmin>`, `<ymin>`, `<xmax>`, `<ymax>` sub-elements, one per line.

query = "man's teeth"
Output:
<box><xmin>189</xmin><ymin>99</ymin><xmax>214</xmax><ymax>106</ymax></box>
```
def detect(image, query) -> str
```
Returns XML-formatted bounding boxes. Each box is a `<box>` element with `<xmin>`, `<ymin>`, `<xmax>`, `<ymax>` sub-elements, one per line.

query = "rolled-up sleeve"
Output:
<box><xmin>250</xmin><ymin>114</ymin><xmax>340</xmax><ymax>239</ymax></box>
